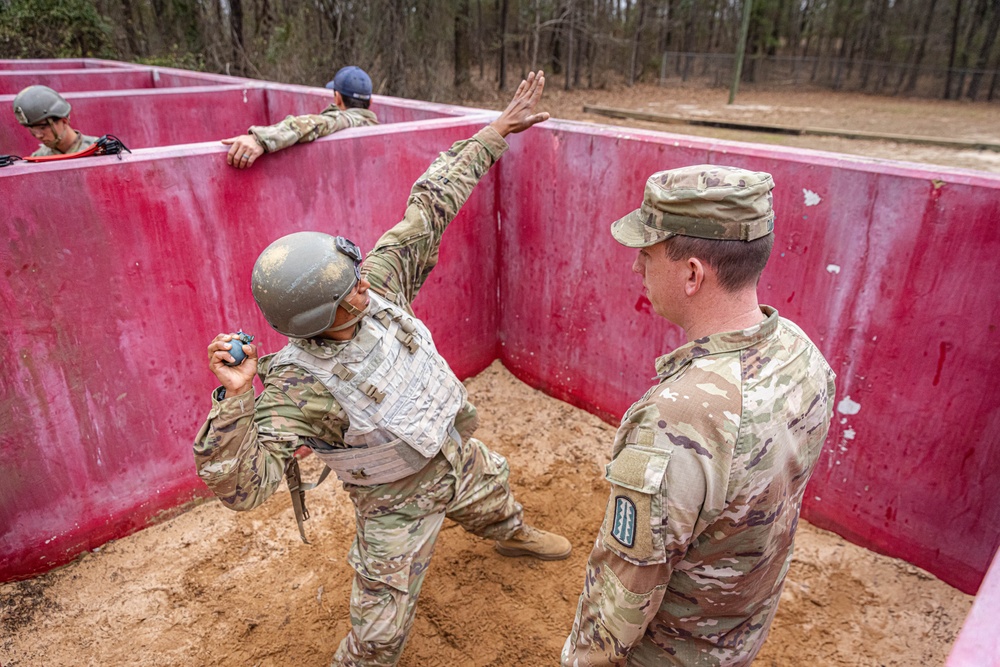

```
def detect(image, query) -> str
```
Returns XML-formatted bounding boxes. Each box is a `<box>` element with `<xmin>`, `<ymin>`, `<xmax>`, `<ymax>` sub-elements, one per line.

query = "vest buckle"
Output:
<box><xmin>359</xmin><ymin>381</ymin><xmax>386</xmax><ymax>403</ymax></box>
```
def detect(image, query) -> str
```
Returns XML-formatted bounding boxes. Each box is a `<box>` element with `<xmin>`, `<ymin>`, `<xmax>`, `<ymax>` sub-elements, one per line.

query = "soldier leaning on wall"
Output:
<box><xmin>561</xmin><ymin>167</ymin><xmax>837</xmax><ymax>666</ymax></box>
<box><xmin>222</xmin><ymin>65</ymin><xmax>378</xmax><ymax>169</ymax></box>
<box><xmin>195</xmin><ymin>72</ymin><xmax>572</xmax><ymax>667</ymax></box>
<box><xmin>13</xmin><ymin>85</ymin><xmax>98</xmax><ymax>157</ymax></box>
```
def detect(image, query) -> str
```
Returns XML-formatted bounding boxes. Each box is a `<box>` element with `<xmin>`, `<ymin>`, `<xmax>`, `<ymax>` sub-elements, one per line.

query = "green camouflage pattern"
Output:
<box><xmin>249</xmin><ymin>105</ymin><xmax>378</xmax><ymax>154</ymax></box>
<box><xmin>30</xmin><ymin>131</ymin><xmax>98</xmax><ymax>157</ymax></box>
<box><xmin>611</xmin><ymin>165</ymin><xmax>775</xmax><ymax>247</ymax></box>
<box><xmin>563</xmin><ymin>307</ymin><xmax>835</xmax><ymax>667</ymax></box>
<box><xmin>194</xmin><ymin>126</ymin><xmax>513</xmax><ymax>665</ymax></box>
<box><xmin>332</xmin><ymin>433</ymin><xmax>521</xmax><ymax>666</ymax></box>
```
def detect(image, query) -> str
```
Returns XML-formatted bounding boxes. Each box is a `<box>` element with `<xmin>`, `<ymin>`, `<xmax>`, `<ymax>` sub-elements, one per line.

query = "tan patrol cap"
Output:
<box><xmin>611</xmin><ymin>164</ymin><xmax>775</xmax><ymax>247</ymax></box>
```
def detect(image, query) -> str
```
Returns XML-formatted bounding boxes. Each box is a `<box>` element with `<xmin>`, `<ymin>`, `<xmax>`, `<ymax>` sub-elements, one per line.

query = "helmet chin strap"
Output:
<box><xmin>328</xmin><ymin>298</ymin><xmax>369</xmax><ymax>332</ymax></box>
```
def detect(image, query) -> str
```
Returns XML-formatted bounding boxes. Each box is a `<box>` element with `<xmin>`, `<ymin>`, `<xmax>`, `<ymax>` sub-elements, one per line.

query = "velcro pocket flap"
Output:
<box><xmin>604</xmin><ymin>440</ymin><xmax>670</xmax><ymax>494</ymax></box>
<box><xmin>602</xmin><ymin>437</ymin><xmax>671</xmax><ymax>565</ymax></box>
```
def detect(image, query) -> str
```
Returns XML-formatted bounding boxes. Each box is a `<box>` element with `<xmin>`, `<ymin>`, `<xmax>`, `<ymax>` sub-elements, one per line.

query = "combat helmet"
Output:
<box><xmin>251</xmin><ymin>232</ymin><xmax>365</xmax><ymax>338</ymax></box>
<box><xmin>13</xmin><ymin>85</ymin><xmax>71</xmax><ymax>126</ymax></box>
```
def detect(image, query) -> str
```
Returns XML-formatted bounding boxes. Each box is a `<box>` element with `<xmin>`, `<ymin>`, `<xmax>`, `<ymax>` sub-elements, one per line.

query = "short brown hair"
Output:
<box><xmin>664</xmin><ymin>232</ymin><xmax>774</xmax><ymax>292</ymax></box>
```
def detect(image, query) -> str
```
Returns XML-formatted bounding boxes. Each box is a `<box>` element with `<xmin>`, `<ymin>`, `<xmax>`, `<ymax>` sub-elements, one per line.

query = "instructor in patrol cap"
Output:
<box><xmin>562</xmin><ymin>165</ymin><xmax>836</xmax><ymax>666</ymax></box>
<box><xmin>13</xmin><ymin>85</ymin><xmax>97</xmax><ymax>157</ymax></box>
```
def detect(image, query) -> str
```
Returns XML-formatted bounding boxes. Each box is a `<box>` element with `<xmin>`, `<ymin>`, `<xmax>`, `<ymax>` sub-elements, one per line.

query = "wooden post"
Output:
<box><xmin>729</xmin><ymin>0</ymin><xmax>753</xmax><ymax>104</ymax></box>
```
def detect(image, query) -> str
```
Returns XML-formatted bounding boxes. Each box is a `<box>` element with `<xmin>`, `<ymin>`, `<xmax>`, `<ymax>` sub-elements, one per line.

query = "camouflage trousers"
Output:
<box><xmin>331</xmin><ymin>431</ymin><xmax>523</xmax><ymax>667</ymax></box>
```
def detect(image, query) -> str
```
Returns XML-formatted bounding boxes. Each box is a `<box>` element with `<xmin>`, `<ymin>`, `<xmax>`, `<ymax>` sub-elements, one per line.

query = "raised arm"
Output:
<box><xmin>363</xmin><ymin>71</ymin><xmax>548</xmax><ymax>308</ymax></box>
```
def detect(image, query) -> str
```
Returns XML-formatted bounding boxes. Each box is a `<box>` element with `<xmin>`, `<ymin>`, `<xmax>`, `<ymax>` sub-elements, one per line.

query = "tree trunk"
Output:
<box><xmin>903</xmin><ymin>0</ymin><xmax>940</xmax><ymax>94</ymax></box>
<box><xmin>498</xmin><ymin>0</ymin><xmax>509</xmax><ymax>90</ymax></box>
<box><xmin>945</xmin><ymin>0</ymin><xmax>964</xmax><ymax>99</ymax></box>
<box><xmin>230</xmin><ymin>0</ymin><xmax>245</xmax><ymax>75</ymax></box>
<box><xmin>958</xmin><ymin>0</ymin><xmax>1000</xmax><ymax>99</ymax></box>
<box><xmin>565</xmin><ymin>0</ymin><xmax>575</xmax><ymax>90</ymax></box>
<box><xmin>455</xmin><ymin>0</ymin><xmax>471</xmax><ymax>88</ymax></box>
<box><xmin>628</xmin><ymin>0</ymin><xmax>648</xmax><ymax>86</ymax></box>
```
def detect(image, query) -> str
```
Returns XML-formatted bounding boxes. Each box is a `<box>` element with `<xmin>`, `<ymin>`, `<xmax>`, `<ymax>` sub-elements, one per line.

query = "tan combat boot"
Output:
<box><xmin>495</xmin><ymin>525</ymin><xmax>572</xmax><ymax>560</ymax></box>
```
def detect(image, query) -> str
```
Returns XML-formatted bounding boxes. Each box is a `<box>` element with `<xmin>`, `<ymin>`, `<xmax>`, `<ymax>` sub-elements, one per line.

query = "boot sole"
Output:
<box><xmin>494</xmin><ymin>544</ymin><xmax>572</xmax><ymax>561</ymax></box>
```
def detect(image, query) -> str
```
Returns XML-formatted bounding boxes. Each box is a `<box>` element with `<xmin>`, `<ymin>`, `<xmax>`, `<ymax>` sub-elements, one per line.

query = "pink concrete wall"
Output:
<box><xmin>0</xmin><ymin>86</ymin><xmax>271</xmax><ymax>155</ymax></box>
<box><xmin>0</xmin><ymin>69</ymin><xmax>155</xmax><ymax>94</ymax></box>
<box><xmin>0</xmin><ymin>58</ymin><xmax>139</xmax><ymax>70</ymax></box>
<box><xmin>0</xmin><ymin>116</ymin><xmax>500</xmax><ymax>580</ymax></box>
<box><xmin>498</xmin><ymin>121</ymin><xmax>1000</xmax><ymax>595</ymax></box>
<box><xmin>0</xmin><ymin>83</ymin><xmax>477</xmax><ymax>157</ymax></box>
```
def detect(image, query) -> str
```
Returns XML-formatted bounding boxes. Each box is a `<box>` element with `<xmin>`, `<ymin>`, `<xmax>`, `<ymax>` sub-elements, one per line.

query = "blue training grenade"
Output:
<box><xmin>224</xmin><ymin>331</ymin><xmax>254</xmax><ymax>366</ymax></box>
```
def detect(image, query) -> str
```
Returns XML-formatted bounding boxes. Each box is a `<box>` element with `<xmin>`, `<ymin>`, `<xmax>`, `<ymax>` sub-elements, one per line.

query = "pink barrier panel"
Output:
<box><xmin>0</xmin><ymin>59</ymin><xmax>85</xmax><ymax>70</ymax></box>
<box><xmin>0</xmin><ymin>69</ymin><xmax>154</xmax><ymax>95</ymax></box>
<box><xmin>0</xmin><ymin>58</ymin><xmax>140</xmax><ymax>70</ymax></box>
<box><xmin>947</xmin><ymin>547</ymin><xmax>1000</xmax><ymax>666</ymax></box>
<box><xmin>0</xmin><ymin>116</ymin><xmax>500</xmax><ymax>581</ymax></box>
<box><xmin>498</xmin><ymin>121</ymin><xmax>1000</xmax><ymax>595</ymax></box>
<box><xmin>0</xmin><ymin>86</ymin><xmax>270</xmax><ymax>156</ymax></box>
<box><xmin>151</xmin><ymin>71</ymin><xmax>249</xmax><ymax>88</ymax></box>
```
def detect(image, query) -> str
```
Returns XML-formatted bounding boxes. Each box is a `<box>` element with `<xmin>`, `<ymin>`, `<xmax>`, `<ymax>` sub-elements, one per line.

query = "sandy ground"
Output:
<box><xmin>459</xmin><ymin>82</ymin><xmax>1000</xmax><ymax>173</ymax></box>
<box><xmin>0</xmin><ymin>362</ymin><xmax>972</xmax><ymax>666</ymax></box>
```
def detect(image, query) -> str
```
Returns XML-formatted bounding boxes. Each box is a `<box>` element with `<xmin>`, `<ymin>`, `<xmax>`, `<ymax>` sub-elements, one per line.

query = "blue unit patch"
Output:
<box><xmin>611</xmin><ymin>496</ymin><xmax>636</xmax><ymax>548</ymax></box>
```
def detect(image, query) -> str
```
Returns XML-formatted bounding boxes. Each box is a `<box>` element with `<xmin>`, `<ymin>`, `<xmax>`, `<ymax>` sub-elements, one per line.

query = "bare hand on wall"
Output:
<box><xmin>221</xmin><ymin>134</ymin><xmax>265</xmax><ymax>169</ymax></box>
<box><xmin>489</xmin><ymin>71</ymin><xmax>550</xmax><ymax>138</ymax></box>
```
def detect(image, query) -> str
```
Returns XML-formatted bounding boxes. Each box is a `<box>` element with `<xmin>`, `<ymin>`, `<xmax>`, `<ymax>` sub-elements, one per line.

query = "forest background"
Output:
<box><xmin>1</xmin><ymin>0</ymin><xmax>998</xmax><ymax>104</ymax></box>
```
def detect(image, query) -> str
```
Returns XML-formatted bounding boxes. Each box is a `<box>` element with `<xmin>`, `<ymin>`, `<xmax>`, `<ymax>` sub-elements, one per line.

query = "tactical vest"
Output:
<box><xmin>270</xmin><ymin>293</ymin><xmax>467</xmax><ymax>487</ymax></box>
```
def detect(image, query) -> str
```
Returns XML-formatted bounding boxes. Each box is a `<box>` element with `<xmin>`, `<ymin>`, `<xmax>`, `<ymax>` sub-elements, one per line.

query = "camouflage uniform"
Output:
<box><xmin>30</xmin><ymin>130</ymin><xmax>98</xmax><ymax>157</ymax></box>
<box><xmin>249</xmin><ymin>106</ymin><xmax>378</xmax><ymax>154</ymax></box>
<box><xmin>194</xmin><ymin>126</ymin><xmax>524</xmax><ymax>667</ymax></box>
<box><xmin>563</xmin><ymin>166</ymin><xmax>836</xmax><ymax>667</ymax></box>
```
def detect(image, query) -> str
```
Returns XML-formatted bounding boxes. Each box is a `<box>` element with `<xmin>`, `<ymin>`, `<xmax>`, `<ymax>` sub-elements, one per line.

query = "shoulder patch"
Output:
<box><xmin>611</xmin><ymin>496</ymin><xmax>637</xmax><ymax>547</ymax></box>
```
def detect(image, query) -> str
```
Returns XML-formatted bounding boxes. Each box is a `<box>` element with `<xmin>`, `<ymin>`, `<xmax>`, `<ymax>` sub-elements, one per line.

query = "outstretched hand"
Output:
<box><xmin>490</xmin><ymin>71</ymin><xmax>549</xmax><ymax>138</ymax></box>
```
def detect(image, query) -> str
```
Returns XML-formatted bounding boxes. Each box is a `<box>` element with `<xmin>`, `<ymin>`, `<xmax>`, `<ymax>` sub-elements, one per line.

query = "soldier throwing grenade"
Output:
<box><xmin>194</xmin><ymin>71</ymin><xmax>570</xmax><ymax>667</ymax></box>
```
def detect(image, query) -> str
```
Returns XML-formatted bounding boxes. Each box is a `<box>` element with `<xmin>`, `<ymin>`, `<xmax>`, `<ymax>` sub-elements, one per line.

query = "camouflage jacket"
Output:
<box><xmin>563</xmin><ymin>308</ymin><xmax>835</xmax><ymax>667</ymax></box>
<box><xmin>248</xmin><ymin>106</ymin><xmax>378</xmax><ymax>154</ymax></box>
<box><xmin>193</xmin><ymin>125</ymin><xmax>508</xmax><ymax>511</ymax></box>
<box><xmin>30</xmin><ymin>131</ymin><xmax>98</xmax><ymax>157</ymax></box>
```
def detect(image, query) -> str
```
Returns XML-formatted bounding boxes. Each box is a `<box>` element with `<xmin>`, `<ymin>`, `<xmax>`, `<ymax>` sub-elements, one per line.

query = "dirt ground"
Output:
<box><xmin>460</xmin><ymin>81</ymin><xmax>1000</xmax><ymax>173</ymax></box>
<box><xmin>0</xmin><ymin>362</ymin><xmax>972</xmax><ymax>666</ymax></box>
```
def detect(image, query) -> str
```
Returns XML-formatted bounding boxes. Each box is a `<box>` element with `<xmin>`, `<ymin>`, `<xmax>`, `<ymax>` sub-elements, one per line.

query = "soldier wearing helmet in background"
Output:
<box><xmin>562</xmin><ymin>166</ymin><xmax>836</xmax><ymax>666</ymax></box>
<box><xmin>194</xmin><ymin>72</ymin><xmax>571</xmax><ymax>667</ymax></box>
<box><xmin>13</xmin><ymin>85</ymin><xmax>97</xmax><ymax>157</ymax></box>
<box><xmin>221</xmin><ymin>65</ymin><xmax>379</xmax><ymax>169</ymax></box>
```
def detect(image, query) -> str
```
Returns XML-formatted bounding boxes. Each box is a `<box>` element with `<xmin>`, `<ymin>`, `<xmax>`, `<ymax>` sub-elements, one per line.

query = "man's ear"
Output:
<box><xmin>333</xmin><ymin>91</ymin><xmax>344</xmax><ymax>109</ymax></box>
<box><xmin>684</xmin><ymin>257</ymin><xmax>706</xmax><ymax>296</ymax></box>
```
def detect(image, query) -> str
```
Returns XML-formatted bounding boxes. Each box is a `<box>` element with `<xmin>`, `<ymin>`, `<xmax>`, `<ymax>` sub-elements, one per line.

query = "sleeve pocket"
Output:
<box><xmin>602</xmin><ymin>440</ymin><xmax>671</xmax><ymax>565</ymax></box>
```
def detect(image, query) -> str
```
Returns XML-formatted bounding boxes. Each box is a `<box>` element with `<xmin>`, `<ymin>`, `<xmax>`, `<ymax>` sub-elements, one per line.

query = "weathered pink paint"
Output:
<box><xmin>0</xmin><ymin>58</ymin><xmax>140</xmax><ymax>71</ymax></box>
<box><xmin>947</xmin><ymin>547</ymin><xmax>1000</xmax><ymax>666</ymax></box>
<box><xmin>0</xmin><ymin>116</ymin><xmax>501</xmax><ymax>581</ymax></box>
<box><xmin>0</xmin><ymin>86</ymin><xmax>272</xmax><ymax>155</ymax></box>
<box><xmin>0</xmin><ymin>69</ymin><xmax>156</xmax><ymax>94</ymax></box>
<box><xmin>0</xmin><ymin>82</ymin><xmax>468</xmax><ymax>157</ymax></box>
<box><xmin>499</xmin><ymin>121</ymin><xmax>1000</xmax><ymax>596</ymax></box>
<box><xmin>2</xmin><ymin>61</ymin><xmax>1000</xmax><ymax>664</ymax></box>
